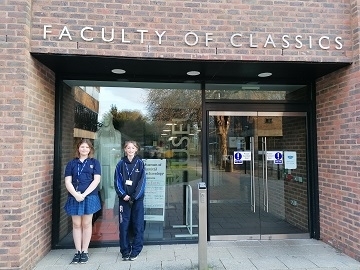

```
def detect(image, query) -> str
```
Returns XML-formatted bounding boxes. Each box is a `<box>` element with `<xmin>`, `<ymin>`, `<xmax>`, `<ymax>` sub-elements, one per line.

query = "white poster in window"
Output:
<box><xmin>284</xmin><ymin>151</ymin><xmax>297</xmax><ymax>169</ymax></box>
<box><xmin>143</xmin><ymin>159</ymin><xmax>166</xmax><ymax>221</ymax></box>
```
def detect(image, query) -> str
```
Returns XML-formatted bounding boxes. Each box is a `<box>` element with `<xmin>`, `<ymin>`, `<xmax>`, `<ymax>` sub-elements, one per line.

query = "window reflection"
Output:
<box><xmin>205</xmin><ymin>84</ymin><xmax>308</xmax><ymax>101</ymax></box>
<box><xmin>59</xmin><ymin>84</ymin><xmax>202</xmax><ymax>246</ymax></box>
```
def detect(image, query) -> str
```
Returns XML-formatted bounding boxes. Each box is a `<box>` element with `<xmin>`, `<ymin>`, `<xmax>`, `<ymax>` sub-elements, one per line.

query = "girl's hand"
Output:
<box><xmin>75</xmin><ymin>192</ymin><xmax>85</xmax><ymax>202</ymax></box>
<box><xmin>123</xmin><ymin>195</ymin><xmax>130</xmax><ymax>201</ymax></box>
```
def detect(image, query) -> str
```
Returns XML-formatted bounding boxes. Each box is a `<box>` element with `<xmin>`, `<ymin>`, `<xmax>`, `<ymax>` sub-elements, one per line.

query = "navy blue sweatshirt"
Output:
<box><xmin>114</xmin><ymin>155</ymin><xmax>146</xmax><ymax>201</ymax></box>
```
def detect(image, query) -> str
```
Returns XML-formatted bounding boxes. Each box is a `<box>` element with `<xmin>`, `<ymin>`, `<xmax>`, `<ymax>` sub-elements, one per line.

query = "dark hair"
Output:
<box><xmin>75</xmin><ymin>138</ymin><xmax>94</xmax><ymax>158</ymax></box>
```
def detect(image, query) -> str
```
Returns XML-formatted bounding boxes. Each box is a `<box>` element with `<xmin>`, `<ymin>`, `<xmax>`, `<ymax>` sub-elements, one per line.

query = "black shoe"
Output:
<box><xmin>129</xmin><ymin>255</ymin><xmax>138</xmax><ymax>261</ymax></box>
<box><xmin>122</xmin><ymin>254</ymin><xmax>130</xmax><ymax>261</ymax></box>
<box><xmin>79</xmin><ymin>251</ymin><xmax>89</xmax><ymax>264</ymax></box>
<box><xmin>71</xmin><ymin>251</ymin><xmax>81</xmax><ymax>264</ymax></box>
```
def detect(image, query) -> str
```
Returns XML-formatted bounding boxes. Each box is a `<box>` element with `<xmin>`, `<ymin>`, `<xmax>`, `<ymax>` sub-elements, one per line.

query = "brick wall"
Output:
<box><xmin>30</xmin><ymin>0</ymin><xmax>352</xmax><ymax>63</ymax></box>
<box><xmin>316</xmin><ymin>0</ymin><xmax>360</xmax><ymax>261</ymax></box>
<box><xmin>282</xmin><ymin>117</ymin><xmax>308</xmax><ymax>231</ymax></box>
<box><xmin>0</xmin><ymin>1</ymin><xmax>55</xmax><ymax>269</ymax></box>
<box><xmin>317</xmin><ymin>66</ymin><xmax>360</xmax><ymax>261</ymax></box>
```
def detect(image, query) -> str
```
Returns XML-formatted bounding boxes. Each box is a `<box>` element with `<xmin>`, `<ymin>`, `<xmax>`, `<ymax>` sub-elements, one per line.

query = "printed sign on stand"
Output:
<box><xmin>266</xmin><ymin>151</ymin><xmax>283</xmax><ymax>164</ymax></box>
<box><xmin>143</xmin><ymin>159</ymin><xmax>166</xmax><ymax>221</ymax></box>
<box><xmin>233</xmin><ymin>151</ymin><xmax>252</xmax><ymax>164</ymax></box>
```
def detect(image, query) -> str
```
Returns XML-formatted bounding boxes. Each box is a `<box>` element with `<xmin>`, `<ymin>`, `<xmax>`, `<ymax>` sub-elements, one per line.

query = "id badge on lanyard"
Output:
<box><xmin>125</xmin><ymin>160</ymin><xmax>138</xmax><ymax>186</ymax></box>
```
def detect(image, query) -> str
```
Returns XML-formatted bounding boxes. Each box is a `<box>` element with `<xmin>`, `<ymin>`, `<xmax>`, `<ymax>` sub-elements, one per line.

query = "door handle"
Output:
<box><xmin>250</xmin><ymin>137</ymin><xmax>255</xmax><ymax>213</ymax></box>
<box><xmin>262</xmin><ymin>137</ymin><xmax>269</xmax><ymax>212</ymax></box>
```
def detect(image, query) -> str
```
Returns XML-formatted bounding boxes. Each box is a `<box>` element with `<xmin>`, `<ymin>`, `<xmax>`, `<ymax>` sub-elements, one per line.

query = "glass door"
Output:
<box><xmin>208</xmin><ymin>111</ymin><xmax>309</xmax><ymax>240</ymax></box>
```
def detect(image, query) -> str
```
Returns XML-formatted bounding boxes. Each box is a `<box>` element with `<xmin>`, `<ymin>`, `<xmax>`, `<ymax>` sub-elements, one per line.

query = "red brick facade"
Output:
<box><xmin>316</xmin><ymin>2</ymin><xmax>360</xmax><ymax>261</ymax></box>
<box><xmin>0</xmin><ymin>0</ymin><xmax>359</xmax><ymax>269</ymax></box>
<box><xmin>0</xmin><ymin>1</ymin><xmax>55</xmax><ymax>269</ymax></box>
<box><xmin>317</xmin><ymin>66</ymin><xmax>360</xmax><ymax>260</ymax></box>
<box><xmin>29</xmin><ymin>1</ymin><xmax>352</xmax><ymax>62</ymax></box>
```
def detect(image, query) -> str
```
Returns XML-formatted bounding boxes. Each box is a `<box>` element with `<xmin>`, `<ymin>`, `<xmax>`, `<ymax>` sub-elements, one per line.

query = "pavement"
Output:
<box><xmin>33</xmin><ymin>239</ymin><xmax>360</xmax><ymax>270</ymax></box>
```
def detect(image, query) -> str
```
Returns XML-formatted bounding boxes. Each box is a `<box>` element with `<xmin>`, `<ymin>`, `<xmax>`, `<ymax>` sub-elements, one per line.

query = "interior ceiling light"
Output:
<box><xmin>258</xmin><ymin>72</ymin><xmax>272</xmax><ymax>77</ymax></box>
<box><xmin>187</xmin><ymin>71</ymin><xmax>200</xmax><ymax>76</ymax></box>
<box><xmin>112</xmin><ymin>68</ymin><xmax>126</xmax><ymax>74</ymax></box>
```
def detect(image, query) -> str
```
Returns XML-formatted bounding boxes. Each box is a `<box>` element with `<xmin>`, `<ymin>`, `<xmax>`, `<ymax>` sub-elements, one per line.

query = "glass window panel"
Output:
<box><xmin>58</xmin><ymin>82</ymin><xmax>202</xmax><ymax>247</ymax></box>
<box><xmin>205</xmin><ymin>84</ymin><xmax>308</xmax><ymax>101</ymax></box>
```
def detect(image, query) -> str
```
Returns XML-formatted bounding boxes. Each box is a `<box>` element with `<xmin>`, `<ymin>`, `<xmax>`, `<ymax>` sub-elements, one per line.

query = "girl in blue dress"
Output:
<box><xmin>64</xmin><ymin>138</ymin><xmax>101</xmax><ymax>264</ymax></box>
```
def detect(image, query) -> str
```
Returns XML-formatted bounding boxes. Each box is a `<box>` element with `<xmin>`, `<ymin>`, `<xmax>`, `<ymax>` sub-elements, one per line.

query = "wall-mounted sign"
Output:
<box><xmin>42</xmin><ymin>25</ymin><xmax>344</xmax><ymax>51</ymax></box>
<box><xmin>284</xmin><ymin>151</ymin><xmax>297</xmax><ymax>169</ymax></box>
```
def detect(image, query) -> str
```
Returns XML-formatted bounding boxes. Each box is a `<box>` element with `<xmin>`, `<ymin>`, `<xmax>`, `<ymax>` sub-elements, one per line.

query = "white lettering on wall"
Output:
<box><xmin>121</xmin><ymin>29</ymin><xmax>130</xmax><ymax>43</ymax></box>
<box><xmin>59</xmin><ymin>26</ymin><xmax>72</xmax><ymax>40</ymax></box>
<box><xmin>230</xmin><ymin>33</ymin><xmax>242</xmax><ymax>47</ymax></box>
<box><xmin>282</xmin><ymin>35</ymin><xmax>290</xmax><ymax>48</ymax></box>
<box><xmin>205</xmin><ymin>33</ymin><xmax>213</xmax><ymax>47</ymax></box>
<box><xmin>319</xmin><ymin>36</ymin><xmax>330</xmax><ymax>49</ymax></box>
<box><xmin>249</xmin><ymin>34</ymin><xmax>258</xmax><ymax>48</ymax></box>
<box><xmin>295</xmin><ymin>35</ymin><xmax>303</xmax><ymax>49</ymax></box>
<box><xmin>184</xmin><ymin>32</ymin><xmax>199</xmax><ymax>46</ymax></box>
<box><xmin>41</xmin><ymin>25</ymin><xmax>345</xmax><ymax>50</ymax></box>
<box><xmin>81</xmin><ymin>27</ymin><xmax>93</xmax><ymax>41</ymax></box>
<box><xmin>264</xmin><ymin>34</ymin><xmax>276</xmax><ymax>48</ymax></box>
<box><xmin>43</xmin><ymin>25</ymin><xmax>52</xmax><ymax>39</ymax></box>
<box><xmin>155</xmin><ymin>30</ymin><xmax>166</xmax><ymax>45</ymax></box>
<box><xmin>102</xmin><ymin>28</ymin><xmax>114</xmax><ymax>42</ymax></box>
<box><xmin>137</xmin><ymin>30</ymin><xmax>148</xmax><ymax>44</ymax></box>
<box><xmin>335</xmin><ymin>37</ymin><xmax>343</xmax><ymax>49</ymax></box>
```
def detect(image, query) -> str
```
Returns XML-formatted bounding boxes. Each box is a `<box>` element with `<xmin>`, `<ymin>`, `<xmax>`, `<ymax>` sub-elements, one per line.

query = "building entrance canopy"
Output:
<box><xmin>32</xmin><ymin>53</ymin><xmax>349</xmax><ymax>83</ymax></box>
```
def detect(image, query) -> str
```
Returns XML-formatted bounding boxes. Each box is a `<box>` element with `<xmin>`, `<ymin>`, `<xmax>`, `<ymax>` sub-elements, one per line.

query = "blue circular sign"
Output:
<box><xmin>234</xmin><ymin>152</ymin><xmax>242</xmax><ymax>160</ymax></box>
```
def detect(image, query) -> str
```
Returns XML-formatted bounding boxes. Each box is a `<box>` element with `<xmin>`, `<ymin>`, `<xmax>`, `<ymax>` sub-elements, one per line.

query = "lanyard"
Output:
<box><xmin>77</xmin><ymin>159</ymin><xmax>88</xmax><ymax>176</ymax></box>
<box><xmin>76</xmin><ymin>159</ymin><xmax>88</xmax><ymax>191</ymax></box>
<box><xmin>124</xmin><ymin>159</ymin><xmax>138</xmax><ymax>180</ymax></box>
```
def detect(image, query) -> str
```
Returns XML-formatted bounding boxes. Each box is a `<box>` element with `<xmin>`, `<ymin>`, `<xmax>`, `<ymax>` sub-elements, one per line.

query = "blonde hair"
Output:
<box><xmin>124</xmin><ymin>140</ymin><xmax>139</xmax><ymax>151</ymax></box>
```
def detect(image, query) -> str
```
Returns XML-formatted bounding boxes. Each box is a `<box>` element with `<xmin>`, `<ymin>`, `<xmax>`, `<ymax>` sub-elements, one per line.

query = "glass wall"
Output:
<box><xmin>57</xmin><ymin>82</ymin><xmax>202</xmax><ymax>246</ymax></box>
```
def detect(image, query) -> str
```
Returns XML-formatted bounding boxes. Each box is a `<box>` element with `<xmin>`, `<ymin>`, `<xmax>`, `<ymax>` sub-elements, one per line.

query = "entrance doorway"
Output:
<box><xmin>207</xmin><ymin>111</ymin><xmax>309</xmax><ymax>240</ymax></box>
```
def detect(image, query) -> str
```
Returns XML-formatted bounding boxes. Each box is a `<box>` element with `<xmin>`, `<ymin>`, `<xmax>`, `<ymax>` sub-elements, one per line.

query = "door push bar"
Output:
<box><xmin>250</xmin><ymin>137</ymin><xmax>269</xmax><ymax>213</ymax></box>
<box><xmin>250</xmin><ymin>137</ymin><xmax>256</xmax><ymax>213</ymax></box>
<box><xmin>262</xmin><ymin>137</ymin><xmax>269</xmax><ymax>213</ymax></box>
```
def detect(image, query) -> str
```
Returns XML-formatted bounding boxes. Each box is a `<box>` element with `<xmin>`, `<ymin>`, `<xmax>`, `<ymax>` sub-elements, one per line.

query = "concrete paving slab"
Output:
<box><xmin>32</xmin><ymin>240</ymin><xmax>360</xmax><ymax>270</ymax></box>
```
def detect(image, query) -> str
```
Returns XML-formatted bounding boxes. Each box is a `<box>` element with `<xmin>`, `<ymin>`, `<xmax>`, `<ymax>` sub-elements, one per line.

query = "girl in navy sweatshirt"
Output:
<box><xmin>114</xmin><ymin>140</ymin><xmax>146</xmax><ymax>261</ymax></box>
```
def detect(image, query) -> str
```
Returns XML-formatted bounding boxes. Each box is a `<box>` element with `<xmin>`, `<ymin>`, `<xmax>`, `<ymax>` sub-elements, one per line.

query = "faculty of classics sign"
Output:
<box><xmin>42</xmin><ymin>25</ymin><xmax>344</xmax><ymax>50</ymax></box>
